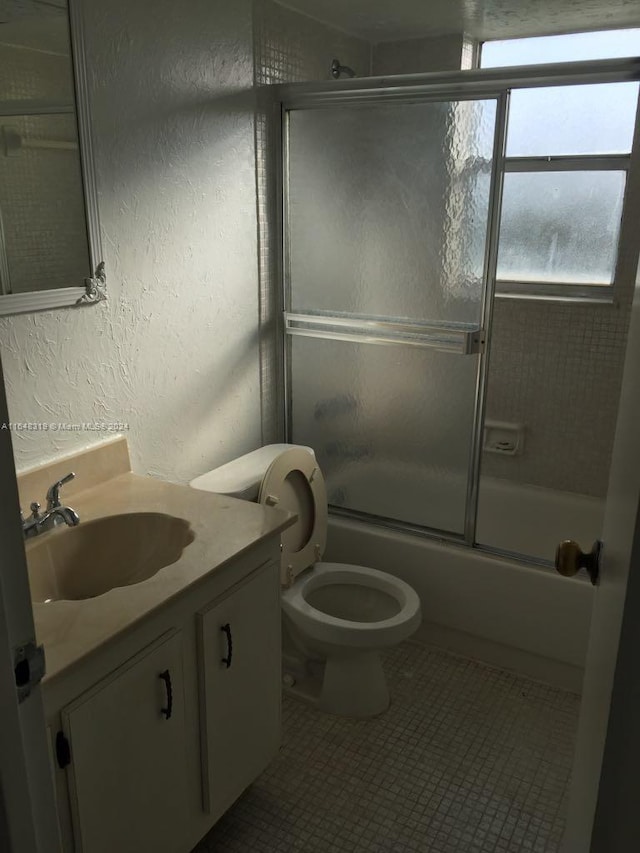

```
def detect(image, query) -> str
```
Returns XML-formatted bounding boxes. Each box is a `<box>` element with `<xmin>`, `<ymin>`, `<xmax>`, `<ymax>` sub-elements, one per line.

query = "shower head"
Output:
<box><xmin>331</xmin><ymin>58</ymin><xmax>356</xmax><ymax>79</ymax></box>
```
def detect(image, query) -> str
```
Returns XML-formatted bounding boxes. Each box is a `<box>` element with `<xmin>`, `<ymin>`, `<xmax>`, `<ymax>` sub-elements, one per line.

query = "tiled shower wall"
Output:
<box><xmin>483</xmin><ymin>297</ymin><xmax>633</xmax><ymax>497</ymax></box>
<box><xmin>254</xmin><ymin>6</ymin><xmax>638</xmax><ymax>497</ymax></box>
<box><xmin>253</xmin><ymin>0</ymin><xmax>370</xmax><ymax>85</ymax></box>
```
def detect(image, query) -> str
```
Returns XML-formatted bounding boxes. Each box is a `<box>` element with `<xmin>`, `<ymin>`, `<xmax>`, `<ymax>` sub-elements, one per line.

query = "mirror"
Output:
<box><xmin>0</xmin><ymin>0</ymin><xmax>104</xmax><ymax>316</ymax></box>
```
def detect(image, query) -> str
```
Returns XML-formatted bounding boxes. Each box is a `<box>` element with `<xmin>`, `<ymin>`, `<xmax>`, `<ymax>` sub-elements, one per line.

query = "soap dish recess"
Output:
<box><xmin>483</xmin><ymin>420</ymin><xmax>524</xmax><ymax>456</ymax></box>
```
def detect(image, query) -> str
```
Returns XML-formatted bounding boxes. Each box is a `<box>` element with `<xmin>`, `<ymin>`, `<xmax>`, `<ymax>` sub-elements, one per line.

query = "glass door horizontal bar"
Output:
<box><xmin>504</xmin><ymin>155</ymin><xmax>630</xmax><ymax>172</ymax></box>
<box><xmin>495</xmin><ymin>280</ymin><xmax>615</xmax><ymax>302</ymax></box>
<box><xmin>0</xmin><ymin>101</ymin><xmax>75</xmax><ymax>117</ymax></box>
<box><xmin>329</xmin><ymin>505</ymin><xmax>468</xmax><ymax>546</ymax></box>
<box><xmin>284</xmin><ymin>312</ymin><xmax>484</xmax><ymax>354</ymax></box>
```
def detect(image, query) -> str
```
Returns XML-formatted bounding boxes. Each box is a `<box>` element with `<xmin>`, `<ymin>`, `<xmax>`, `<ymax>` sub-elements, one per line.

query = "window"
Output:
<box><xmin>481</xmin><ymin>30</ymin><xmax>640</xmax><ymax>301</ymax></box>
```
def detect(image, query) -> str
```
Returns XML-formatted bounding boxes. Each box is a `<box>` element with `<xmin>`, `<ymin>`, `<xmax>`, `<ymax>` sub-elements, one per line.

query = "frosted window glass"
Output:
<box><xmin>290</xmin><ymin>336</ymin><xmax>478</xmax><ymax>535</ymax></box>
<box><xmin>506</xmin><ymin>83</ymin><xmax>639</xmax><ymax>156</ymax></box>
<box><xmin>496</xmin><ymin>171</ymin><xmax>625</xmax><ymax>284</ymax></box>
<box><xmin>482</xmin><ymin>29</ymin><xmax>640</xmax><ymax>68</ymax></box>
<box><xmin>287</xmin><ymin>99</ymin><xmax>497</xmax><ymax>325</ymax></box>
<box><xmin>482</xmin><ymin>31</ymin><xmax>640</xmax><ymax>156</ymax></box>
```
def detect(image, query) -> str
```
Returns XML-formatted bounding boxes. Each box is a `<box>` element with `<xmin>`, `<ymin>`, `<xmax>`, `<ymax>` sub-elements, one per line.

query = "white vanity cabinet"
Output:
<box><xmin>59</xmin><ymin>631</ymin><xmax>188</xmax><ymax>853</ymax></box>
<box><xmin>45</xmin><ymin>540</ymin><xmax>284</xmax><ymax>853</ymax></box>
<box><xmin>198</xmin><ymin>561</ymin><xmax>281</xmax><ymax>818</ymax></box>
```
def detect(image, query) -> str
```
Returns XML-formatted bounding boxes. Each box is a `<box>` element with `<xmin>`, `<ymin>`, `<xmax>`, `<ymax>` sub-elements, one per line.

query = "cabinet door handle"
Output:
<box><xmin>159</xmin><ymin>669</ymin><xmax>173</xmax><ymax>719</ymax></box>
<box><xmin>220</xmin><ymin>623</ymin><xmax>233</xmax><ymax>669</ymax></box>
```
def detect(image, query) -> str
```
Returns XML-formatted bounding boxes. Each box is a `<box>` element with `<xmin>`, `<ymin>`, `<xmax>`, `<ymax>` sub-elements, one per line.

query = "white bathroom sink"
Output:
<box><xmin>25</xmin><ymin>512</ymin><xmax>195</xmax><ymax>603</ymax></box>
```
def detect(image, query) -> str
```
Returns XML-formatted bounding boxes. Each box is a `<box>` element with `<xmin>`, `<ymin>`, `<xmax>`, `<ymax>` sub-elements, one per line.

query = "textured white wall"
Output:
<box><xmin>0</xmin><ymin>0</ymin><xmax>261</xmax><ymax>483</ymax></box>
<box><xmin>372</xmin><ymin>34</ymin><xmax>466</xmax><ymax>74</ymax></box>
<box><xmin>256</xmin><ymin>0</ymin><xmax>640</xmax><ymax>43</ymax></box>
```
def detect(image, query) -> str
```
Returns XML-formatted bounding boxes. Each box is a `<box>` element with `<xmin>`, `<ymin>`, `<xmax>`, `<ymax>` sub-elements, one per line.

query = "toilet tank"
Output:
<box><xmin>189</xmin><ymin>444</ymin><xmax>316</xmax><ymax>501</ymax></box>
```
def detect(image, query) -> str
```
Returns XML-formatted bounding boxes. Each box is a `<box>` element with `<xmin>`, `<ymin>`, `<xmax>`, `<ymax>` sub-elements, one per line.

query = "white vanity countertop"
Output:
<box><xmin>28</xmin><ymin>471</ymin><xmax>293</xmax><ymax>684</ymax></box>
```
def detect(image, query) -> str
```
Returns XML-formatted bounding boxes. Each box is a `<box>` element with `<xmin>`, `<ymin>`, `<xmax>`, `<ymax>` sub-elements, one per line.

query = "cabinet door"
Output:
<box><xmin>198</xmin><ymin>561</ymin><xmax>281</xmax><ymax>816</ymax></box>
<box><xmin>61</xmin><ymin>631</ymin><xmax>188</xmax><ymax>853</ymax></box>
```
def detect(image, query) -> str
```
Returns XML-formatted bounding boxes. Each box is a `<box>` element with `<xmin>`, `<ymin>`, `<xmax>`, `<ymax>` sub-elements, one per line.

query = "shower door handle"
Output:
<box><xmin>555</xmin><ymin>540</ymin><xmax>601</xmax><ymax>586</ymax></box>
<box><xmin>284</xmin><ymin>313</ymin><xmax>485</xmax><ymax>355</ymax></box>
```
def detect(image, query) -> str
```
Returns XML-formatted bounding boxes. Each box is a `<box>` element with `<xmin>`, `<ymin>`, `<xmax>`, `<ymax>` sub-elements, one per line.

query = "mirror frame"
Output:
<box><xmin>0</xmin><ymin>0</ymin><xmax>105</xmax><ymax>317</ymax></box>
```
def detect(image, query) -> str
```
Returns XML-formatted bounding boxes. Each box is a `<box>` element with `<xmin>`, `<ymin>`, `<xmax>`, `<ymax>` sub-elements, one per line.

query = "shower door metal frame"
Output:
<box><xmin>274</xmin><ymin>57</ymin><xmax>640</xmax><ymax>553</ymax></box>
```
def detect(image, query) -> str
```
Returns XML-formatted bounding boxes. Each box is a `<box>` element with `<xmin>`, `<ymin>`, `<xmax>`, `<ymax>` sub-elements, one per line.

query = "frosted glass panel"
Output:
<box><xmin>497</xmin><ymin>171</ymin><xmax>625</xmax><ymax>284</ymax></box>
<box><xmin>506</xmin><ymin>83</ymin><xmax>639</xmax><ymax>156</ymax></box>
<box><xmin>290</xmin><ymin>336</ymin><xmax>478</xmax><ymax>534</ymax></box>
<box><xmin>287</xmin><ymin>99</ymin><xmax>497</xmax><ymax>325</ymax></box>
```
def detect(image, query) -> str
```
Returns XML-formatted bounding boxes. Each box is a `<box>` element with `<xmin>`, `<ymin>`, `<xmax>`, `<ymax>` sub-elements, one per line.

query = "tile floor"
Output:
<box><xmin>194</xmin><ymin>642</ymin><xmax>580</xmax><ymax>853</ymax></box>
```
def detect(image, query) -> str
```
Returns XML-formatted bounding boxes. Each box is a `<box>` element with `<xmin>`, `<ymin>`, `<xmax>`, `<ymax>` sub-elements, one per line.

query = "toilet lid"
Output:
<box><xmin>258</xmin><ymin>447</ymin><xmax>327</xmax><ymax>586</ymax></box>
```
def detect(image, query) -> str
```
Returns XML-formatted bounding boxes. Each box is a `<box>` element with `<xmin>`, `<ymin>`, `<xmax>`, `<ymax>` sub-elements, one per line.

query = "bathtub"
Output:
<box><xmin>323</xmin><ymin>472</ymin><xmax>598</xmax><ymax>692</ymax></box>
<box><xmin>477</xmin><ymin>476</ymin><xmax>604</xmax><ymax>563</ymax></box>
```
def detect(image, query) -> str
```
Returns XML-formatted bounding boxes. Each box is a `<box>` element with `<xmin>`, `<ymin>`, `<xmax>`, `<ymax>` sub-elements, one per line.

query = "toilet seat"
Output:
<box><xmin>258</xmin><ymin>447</ymin><xmax>328</xmax><ymax>586</ymax></box>
<box><xmin>282</xmin><ymin>562</ymin><xmax>421</xmax><ymax>649</ymax></box>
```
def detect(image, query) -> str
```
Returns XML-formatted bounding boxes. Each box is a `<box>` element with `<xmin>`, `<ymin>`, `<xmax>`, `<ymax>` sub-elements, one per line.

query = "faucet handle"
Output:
<box><xmin>46</xmin><ymin>472</ymin><xmax>75</xmax><ymax>509</ymax></box>
<box><xmin>29</xmin><ymin>501</ymin><xmax>41</xmax><ymax>519</ymax></box>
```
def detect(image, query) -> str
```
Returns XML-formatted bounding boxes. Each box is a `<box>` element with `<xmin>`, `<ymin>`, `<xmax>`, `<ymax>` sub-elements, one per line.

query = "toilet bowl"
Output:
<box><xmin>190</xmin><ymin>444</ymin><xmax>421</xmax><ymax>717</ymax></box>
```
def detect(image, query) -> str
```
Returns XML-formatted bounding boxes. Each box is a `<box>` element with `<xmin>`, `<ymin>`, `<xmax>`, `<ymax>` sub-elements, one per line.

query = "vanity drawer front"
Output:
<box><xmin>60</xmin><ymin>630</ymin><xmax>188</xmax><ymax>853</ymax></box>
<box><xmin>197</xmin><ymin>560</ymin><xmax>281</xmax><ymax>817</ymax></box>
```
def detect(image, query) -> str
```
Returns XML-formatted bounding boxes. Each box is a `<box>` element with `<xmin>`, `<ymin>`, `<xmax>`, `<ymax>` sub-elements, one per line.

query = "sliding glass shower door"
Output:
<box><xmin>284</xmin><ymin>96</ymin><xmax>502</xmax><ymax>538</ymax></box>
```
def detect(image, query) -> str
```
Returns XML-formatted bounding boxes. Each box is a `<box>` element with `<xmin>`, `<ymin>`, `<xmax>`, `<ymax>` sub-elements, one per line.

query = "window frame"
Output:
<box><xmin>495</xmin><ymin>151</ymin><xmax>632</xmax><ymax>303</ymax></box>
<box><xmin>480</xmin><ymin>35</ymin><xmax>640</xmax><ymax>304</ymax></box>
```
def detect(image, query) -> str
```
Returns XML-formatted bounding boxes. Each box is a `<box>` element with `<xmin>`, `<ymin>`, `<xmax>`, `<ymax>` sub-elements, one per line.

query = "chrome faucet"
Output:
<box><xmin>22</xmin><ymin>472</ymin><xmax>80</xmax><ymax>539</ymax></box>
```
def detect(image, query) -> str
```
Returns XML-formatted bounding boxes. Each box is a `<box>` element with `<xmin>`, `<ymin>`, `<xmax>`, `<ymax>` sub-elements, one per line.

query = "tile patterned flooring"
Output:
<box><xmin>194</xmin><ymin>643</ymin><xmax>580</xmax><ymax>853</ymax></box>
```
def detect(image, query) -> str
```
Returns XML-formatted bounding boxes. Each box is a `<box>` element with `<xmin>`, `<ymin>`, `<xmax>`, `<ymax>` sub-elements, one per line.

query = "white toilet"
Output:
<box><xmin>190</xmin><ymin>444</ymin><xmax>421</xmax><ymax>717</ymax></box>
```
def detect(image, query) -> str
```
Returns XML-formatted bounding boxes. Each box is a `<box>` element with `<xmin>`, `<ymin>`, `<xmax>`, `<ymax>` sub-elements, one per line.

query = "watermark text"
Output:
<box><xmin>1</xmin><ymin>422</ymin><xmax>130</xmax><ymax>432</ymax></box>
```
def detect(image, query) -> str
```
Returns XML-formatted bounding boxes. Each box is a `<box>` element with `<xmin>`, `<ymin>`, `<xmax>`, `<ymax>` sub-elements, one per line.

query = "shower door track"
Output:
<box><xmin>329</xmin><ymin>504</ymin><xmax>568</xmax><ymax>573</ymax></box>
<box><xmin>273</xmin><ymin>56</ymin><xmax>640</xmax><ymax>107</ymax></box>
<box><xmin>276</xmin><ymin>56</ymin><xmax>640</xmax><ymax>556</ymax></box>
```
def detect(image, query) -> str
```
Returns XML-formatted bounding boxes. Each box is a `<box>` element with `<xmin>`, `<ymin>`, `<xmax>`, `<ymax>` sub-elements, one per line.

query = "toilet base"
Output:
<box><xmin>320</xmin><ymin>651</ymin><xmax>390</xmax><ymax>718</ymax></box>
